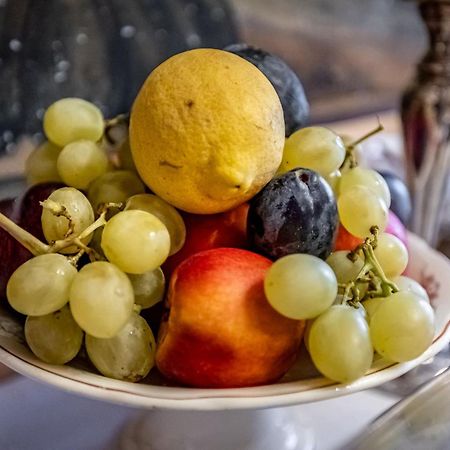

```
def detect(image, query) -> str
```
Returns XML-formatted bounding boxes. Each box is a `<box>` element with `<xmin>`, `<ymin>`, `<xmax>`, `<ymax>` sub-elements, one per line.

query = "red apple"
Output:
<box><xmin>156</xmin><ymin>247</ymin><xmax>305</xmax><ymax>388</ymax></box>
<box><xmin>162</xmin><ymin>203</ymin><xmax>249</xmax><ymax>277</ymax></box>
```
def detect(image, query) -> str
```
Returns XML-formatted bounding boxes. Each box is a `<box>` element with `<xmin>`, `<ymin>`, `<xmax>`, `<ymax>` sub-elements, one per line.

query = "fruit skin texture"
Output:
<box><xmin>130</xmin><ymin>48</ymin><xmax>285</xmax><ymax>214</ymax></box>
<box><xmin>162</xmin><ymin>203</ymin><xmax>249</xmax><ymax>277</ymax></box>
<box><xmin>156</xmin><ymin>248</ymin><xmax>305</xmax><ymax>388</ymax></box>
<box><xmin>247</xmin><ymin>168</ymin><xmax>338</xmax><ymax>260</ymax></box>
<box><xmin>224</xmin><ymin>43</ymin><xmax>309</xmax><ymax>137</ymax></box>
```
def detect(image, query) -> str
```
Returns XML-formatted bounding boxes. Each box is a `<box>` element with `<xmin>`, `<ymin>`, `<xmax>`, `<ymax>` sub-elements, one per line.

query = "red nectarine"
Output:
<box><xmin>156</xmin><ymin>247</ymin><xmax>305</xmax><ymax>388</ymax></box>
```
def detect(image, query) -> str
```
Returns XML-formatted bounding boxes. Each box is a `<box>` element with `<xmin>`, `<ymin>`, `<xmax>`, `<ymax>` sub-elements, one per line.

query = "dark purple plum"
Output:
<box><xmin>247</xmin><ymin>168</ymin><xmax>338</xmax><ymax>260</ymax></box>
<box><xmin>224</xmin><ymin>43</ymin><xmax>309</xmax><ymax>137</ymax></box>
<box><xmin>377</xmin><ymin>171</ymin><xmax>412</xmax><ymax>226</ymax></box>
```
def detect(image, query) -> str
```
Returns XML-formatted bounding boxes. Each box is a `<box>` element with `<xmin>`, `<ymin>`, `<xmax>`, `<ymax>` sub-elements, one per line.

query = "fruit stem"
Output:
<box><xmin>68</xmin><ymin>249</ymin><xmax>85</xmax><ymax>267</ymax></box>
<box><xmin>341</xmin><ymin>119</ymin><xmax>384</xmax><ymax>170</ymax></box>
<box><xmin>0</xmin><ymin>212</ymin><xmax>49</xmax><ymax>256</ymax></box>
<box><xmin>341</xmin><ymin>227</ymin><xmax>398</xmax><ymax>305</ymax></box>
<box><xmin>47</xmin><ymin>212</ymin><xmax>107</xmax><ymax>254</ymax></box>
<box><xmin>348</xmin><ymin>118</ymin><xmax>384</xmax><ymax>149</ymax></box>
<box><xmin>40</xmin><ymin>199</ymin><xmax>75</xmax><ymax>238</ymax></box>
<box><xmin>104</xmin><ymin>113</ymin><xmax>129</xmax><ymax>145</ymax></box>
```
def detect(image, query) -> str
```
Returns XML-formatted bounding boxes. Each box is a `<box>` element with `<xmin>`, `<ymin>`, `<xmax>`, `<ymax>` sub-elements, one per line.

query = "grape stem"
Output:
<box><xmin>47</xmin><ymin>212</ymin><xmax>107</xmax><ymax>254</ymax></box>
<box><xmin>0</xmin><ymin>212</ymin><xmax>49</xmax><ymax>255</ymax></box>
<box><xmin>341</xmin><ymin>119</ymin><xmax>384</xmax><ymax>170</ymax></box>
<box><xmin>340</xmin><ymin>226</ymin><xmax>398</xmax><ymax>305</ymax></box>
<box><xmin>0</xmin><ymin>204</ymin><xmax>115</xmax><ymax>259</ymax></box>
<box><xmin>40</xmin><ymin>199</ymin><xmax>75</xmax><ymax>238</ymax></box>
<box><xmin>104</xmin><ymin>113</ymin><xmax>129</xmax><ymax>146</ymax></box>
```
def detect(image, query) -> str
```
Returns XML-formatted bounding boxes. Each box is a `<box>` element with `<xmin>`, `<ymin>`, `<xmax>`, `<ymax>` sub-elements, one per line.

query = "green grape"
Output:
<box><xmin>309</xmin><ymin>304</ymin><xmax>373</xmax><ymax>383</ymax></box>
<box><xmin>57</xmin><ymin>140</ymin><xmax>109</xmax><ymax>190</ymax></box>
<box><xmin>374</xmin><ymin>233</ymin><xmax>408</xmax><ymax>278</ymax></box>
<box><xmin>41</xmin><ymin>187</ymin><xmax>94</xmax><ymax>253</ymax></box>
<box><xmin>85</xmin><ymin>312</ymin><xmax>156</xmax><ymax>382</ymax></box>
<box><xmin>69</xmin><ymin>261</ymin><xmax>134</xmax><ymax>338</ymax></box>
<box><xmin>324</xmin><ymin>170</ymin><xmax>341</xmax><ymax>195</ymax></box>
<box><xmin>87</xmin><ymin>170</ymin><xmax>145</xmax><ymax>214</ymax></box>
<box><xmin>25</xmin><ymin>305</ymin><xmax>83</xmax><ymax>364</ymax></box>
<box><xmin>117</xmin><ymin>138</ymin><xmax>137</xmax><ymax>172</ymax></box>
<box><xmin>43</xmin><ymin>98</ymin><xmax>104</xmax><ymax>147</ymax></box>
<box><xmin>7</xmin><ymin>254</ymin><xmax>77</xmax><ymax>316</ymax></box>
<box><xmin>25</xmin><ymin>141</ymin><xmax>62</xmax><ymax>186</ymax></box>
<box><xmin>264</xmin><ymin>253</ymin><xmax>338</xmax><ymax>320</ymax></box>
<box><xmin>340</xmin><ymin>166</ymin><xmax>391</xmax><ymax>208</ymax></box>
<box><xmin>338</xmin><ymin>185</ymin><xmax>388</xmax><ymax>238</ymax></box>
<box><xmin>370</xmin><ymin>291</ymin><xmax>435</xmax><ymax>362</ymax></box>
<box><xmin>101</xmin><ymin>210</ymin><xmax>170</xmax><ymax>274</ymax></box>
<box><xmin>393</xmin><ymin>276</ymin><xmax>429</xmax><ymax>303</ymax></box>
<box><xmin>326</xmin><ymin>251</ymin><xmax>364</xmax><ymax>284</ymax></box>
<box><xmin>362</xmin><ymin>297</ymin><xmax>387</xmax><ymax>322</ymax></box>
<box><xmin>125</xmin><ymin>194</ymin><xmax>186</xmax><ymax>255</ymax></box>
<box><xmin>279</xmin><ymin>127</ymin><xmax>346</xmax><ymax>176</ymax></box>
<box><xmin>128</xmin><ymin>268</ymin><xmax>165</xmax><ymax>309</ymax></box>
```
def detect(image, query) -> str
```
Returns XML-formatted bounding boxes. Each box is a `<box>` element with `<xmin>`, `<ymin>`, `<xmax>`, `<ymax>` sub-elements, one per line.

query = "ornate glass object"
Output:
<box><xmin>402</xmin><ymin>0</ymin><xmax>450</xmax><ymax>247</ymax></box>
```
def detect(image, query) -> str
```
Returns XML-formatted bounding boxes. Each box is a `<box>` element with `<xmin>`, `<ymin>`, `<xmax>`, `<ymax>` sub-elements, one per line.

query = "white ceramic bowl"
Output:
<box><xmin>0</xmin><ymin>233</ymin><xmax>449</xmax><ymax>411</ymax></box>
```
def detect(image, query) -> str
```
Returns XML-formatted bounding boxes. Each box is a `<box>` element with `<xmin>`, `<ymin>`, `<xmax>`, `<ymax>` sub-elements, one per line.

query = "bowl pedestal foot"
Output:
<box><xmin>113</xmin><ymin>407</ymin><xmax>315</xmax><ymax>450</ymax></box>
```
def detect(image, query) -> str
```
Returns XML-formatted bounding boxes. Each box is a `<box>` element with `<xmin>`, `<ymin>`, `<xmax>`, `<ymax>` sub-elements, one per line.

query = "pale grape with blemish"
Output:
<box><xmin>41</xmin><ymin>187</ymin><xmax>94</xmax><ymax>253</ymax></box>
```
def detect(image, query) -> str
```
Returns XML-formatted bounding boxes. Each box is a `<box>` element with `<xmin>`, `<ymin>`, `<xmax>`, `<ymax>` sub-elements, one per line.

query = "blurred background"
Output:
<box><xmin>0</xmin><ymin>0</ymin><xmax>425</xmax><ymax>151</ymax></box>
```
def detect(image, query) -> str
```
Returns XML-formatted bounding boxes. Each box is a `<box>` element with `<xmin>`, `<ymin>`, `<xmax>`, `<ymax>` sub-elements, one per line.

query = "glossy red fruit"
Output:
<box><xmin>156</xmin><ymin>247</ymin><xmax>305</xmax><ymax>388</ymax></box>
<box><xmin>334</xmin><ymin>224</ymin><xmax>363</xmax><ymax>252</ymax></box>
<box><xmin>162</xmin><ymin>203</ymin><xmax>249</xmax><ymax>277</ymax></box>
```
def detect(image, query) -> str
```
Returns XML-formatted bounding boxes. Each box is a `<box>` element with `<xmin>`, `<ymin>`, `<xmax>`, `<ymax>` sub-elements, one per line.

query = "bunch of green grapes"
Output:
<box><xmin>7</xmin><ymin>98</ymin><xmax>188</xmax><ymax>382</ymax></box>
<box><xmin>269</xmin><ymin>125</ymin><xmax>435</xmax><ymax>383</ymax></box>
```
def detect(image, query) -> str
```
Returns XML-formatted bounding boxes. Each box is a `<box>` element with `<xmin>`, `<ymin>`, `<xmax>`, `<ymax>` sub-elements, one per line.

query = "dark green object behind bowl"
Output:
<box><xmin>0</xmin><ymin>0</ymin><xmax>238</xmax><ymax>152</ymax></box>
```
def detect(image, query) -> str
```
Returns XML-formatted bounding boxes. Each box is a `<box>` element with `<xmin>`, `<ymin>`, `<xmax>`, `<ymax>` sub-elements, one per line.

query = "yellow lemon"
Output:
<box><xmin>130</xmin><ymin>48</ymin><xmax>285</xmax><ymax>214</ymax></box>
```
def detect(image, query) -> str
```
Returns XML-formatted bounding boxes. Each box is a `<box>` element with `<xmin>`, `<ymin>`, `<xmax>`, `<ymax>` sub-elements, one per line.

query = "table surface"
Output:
<box><xmin>0</xmin><ymin>373</ymin><xmax>400</xmax><ymax>450</ymax></box>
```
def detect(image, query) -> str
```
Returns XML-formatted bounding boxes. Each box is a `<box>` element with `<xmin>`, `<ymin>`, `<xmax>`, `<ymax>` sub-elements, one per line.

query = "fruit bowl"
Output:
<box><xmin>0</xmin><ymin>232</ymin><xmax>449</xmax><ymax>411</ymax></box>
